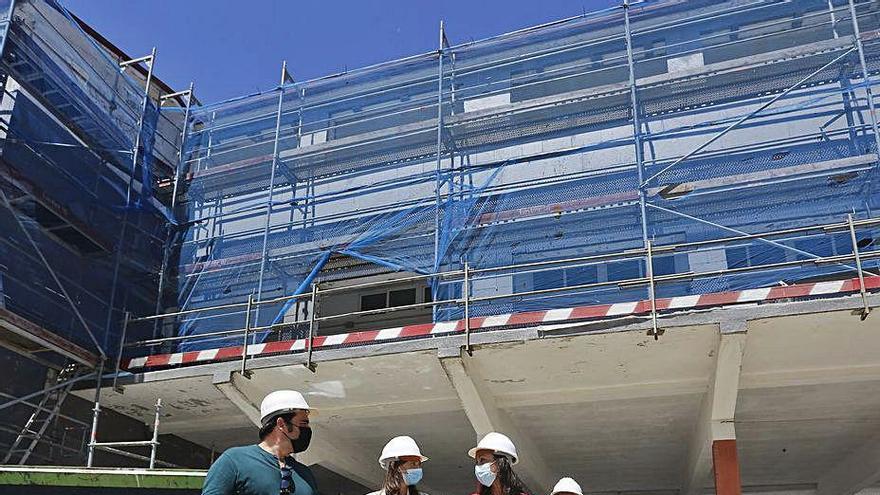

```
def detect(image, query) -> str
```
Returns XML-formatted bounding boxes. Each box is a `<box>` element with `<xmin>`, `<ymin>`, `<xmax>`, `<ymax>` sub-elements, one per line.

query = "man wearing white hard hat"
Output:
<box><xmin>202</xmin><ymin>390</ymin><xmax>318</xmax><ymax>495</ymax></box>
<box><xmin>468</xmin><ymin>432</ymin><xmax>529</xmax><ymax>495</ymax></box>
<box><xmin>550</xmin><ymin>478</ymin><xmax>583</xmax><ymax>495</ymax></box>
<box><xmin>367</xmin><ymin>436</ymin><xmax>429</xmax><ymax>495</ymax></box>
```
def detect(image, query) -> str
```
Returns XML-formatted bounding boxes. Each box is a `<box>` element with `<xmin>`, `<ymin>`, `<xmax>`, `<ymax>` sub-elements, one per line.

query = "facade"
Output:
<box><xmin>0</xmin><ymin>0</ymin><xmax>879</xmax><ymax>493</ymax></box>
<box><xmin>130</xmin><ymin>0</ymin><xmax>880</xmax><ymax>356</ymax></box>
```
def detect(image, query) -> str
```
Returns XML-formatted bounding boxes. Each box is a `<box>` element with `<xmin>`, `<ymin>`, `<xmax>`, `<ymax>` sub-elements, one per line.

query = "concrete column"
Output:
<box><xmin>681</xmin><ymin>330</ymin><xmax>747</xmax><ymax>495</ymax></box>
<box><xmin>712</xmin><ymin>439</ymin><xmax>742</xmax><ymax>495</ymax></box>
<box><xmin>438</xmin><ymin>348</ymin><xmax>555</xmax><ymax>493</ymax></box>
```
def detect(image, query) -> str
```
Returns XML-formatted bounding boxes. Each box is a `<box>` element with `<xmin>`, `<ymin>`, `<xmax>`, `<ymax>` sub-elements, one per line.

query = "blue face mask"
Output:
<box><xmin>403</xmin><ymin>468</ymin><xmax>423</xmax><ymax>486</ymax></box>
<box><xmin>475</xmin><ymin>462</ymin><xmax>496</xmax><ymax>487</ymax></box>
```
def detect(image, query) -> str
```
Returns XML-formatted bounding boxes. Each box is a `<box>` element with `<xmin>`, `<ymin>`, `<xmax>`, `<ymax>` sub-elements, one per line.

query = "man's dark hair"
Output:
<box><xmin>259</xmin><ymin>412</ymin><xmax>295</xmax><ymax>440</ymax></box>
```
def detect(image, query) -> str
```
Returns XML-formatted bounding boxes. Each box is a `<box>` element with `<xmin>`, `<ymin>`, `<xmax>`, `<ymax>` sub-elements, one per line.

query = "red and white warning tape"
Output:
<box><xmin>123</xmin><ymin>276</ymin><xmax>880</xmax><ymax>370</ymax></box>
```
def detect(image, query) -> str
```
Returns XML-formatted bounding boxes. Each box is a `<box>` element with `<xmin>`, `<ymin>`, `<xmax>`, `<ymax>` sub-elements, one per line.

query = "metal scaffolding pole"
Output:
<box><xmin>148</xmin><ymin>398</ymin><xmax>162</xmax><ymax>469</ymax></box>
<box><xmin>847</xmin><ymin>213</ymin><xmax>872</xmax><ymax>319</ymax></box>
<box><xmin>623</xmin><ymin>0</ymin><xmax>650</xmax><ymax>247</ymax></box>
<box><xmin>0</xmin><ymin>1</ymin><xmax>17</xmax><ymax>57</ymax></box>
<box><xmin>168</xmin><ymin>83</ymin><xmax>195</xmax><ymax>211</ymax></box>
<box><xmin>85</xmin><ymin>360</ymin><xmax>105</xmax><ymax>468</ymax></box>
<box><xmin>239</xmin><ymin>293</ymin><xmax>254</xmax><ymax>377</ymax></box>
<box><xmin>433</xmin><ymin>21</ymin><xmax>446</xmax><ymax>277</ymax></box>
<box><xmin>463</xmin><ymin>260</ymin><xmax>472</xmax><ymax>355</ymax></box>
<box><xmin>105</xmin><ymin>48</ymin><xmax>157</xmax><ymax>352</ymax></box>
<box><xmin>112</xmin><ymin>311</ymin><xmax>131</xmax><ymax>392</ymax></box>
<box><xmin>255</xmin><ymin>61</ymin><xmax>293</xmax><ymax>320</ymax></box>
<box><xmin>306</xmin><ymin>283</ymin><xmax>318</xmax><ymax>372</ymax></box>
<box><xmin>847</xmin><ymin>0</ymin><xmax>880</xmax><ymax>157</ymax></box>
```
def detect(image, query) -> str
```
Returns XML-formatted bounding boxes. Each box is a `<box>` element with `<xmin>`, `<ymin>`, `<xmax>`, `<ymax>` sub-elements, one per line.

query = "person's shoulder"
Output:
<box><xmin>224</xmin><ymin>445</ymin><xmax>256</xmax><ymax>454</ymax></box>
<box><xmin>220</xmin><ymin>444</ymin><xmax>262</xmax><ymax>459</ymax></box>
<box><xmin>365</xmin><ymin>490</ymin><xmax>384</xmax><ymax>495</ymax></box>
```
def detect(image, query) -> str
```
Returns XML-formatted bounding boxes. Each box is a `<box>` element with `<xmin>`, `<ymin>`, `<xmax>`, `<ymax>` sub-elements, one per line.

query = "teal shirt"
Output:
<box><xmin>202</xmin><ymin>445</ymin><xmax>318</xmax><ymax>495</ymax></box>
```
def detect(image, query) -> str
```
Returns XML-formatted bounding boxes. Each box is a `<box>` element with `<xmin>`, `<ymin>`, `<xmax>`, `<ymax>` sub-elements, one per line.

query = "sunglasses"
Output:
<box><xmin>280</xmin><ymin>459</ymin><xmax>296</xmax><ymax>495</ymax></box>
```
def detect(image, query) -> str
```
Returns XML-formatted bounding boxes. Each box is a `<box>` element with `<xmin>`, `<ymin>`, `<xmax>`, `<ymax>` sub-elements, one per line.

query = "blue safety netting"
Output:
<box><xmin>133</xmin><ymin>0</ymin><xmax>880</xmax><ymax>353</ymax></box>
<box><xmin>0</xmin><ymin>0</ymin><xmax>183</xmax><ymax>357</ymax></box>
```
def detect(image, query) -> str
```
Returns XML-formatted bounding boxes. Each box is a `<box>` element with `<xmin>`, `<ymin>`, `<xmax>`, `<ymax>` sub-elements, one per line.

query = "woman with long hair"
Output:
<box><xmin>468</xmin><ymin>432</ymin><xmax>529</xmax><ymax>495</ymax></box>
<box><xmin>369</xmin><ymin>436</ymin><xmax>429</xmax><ymax>495</ymax></box>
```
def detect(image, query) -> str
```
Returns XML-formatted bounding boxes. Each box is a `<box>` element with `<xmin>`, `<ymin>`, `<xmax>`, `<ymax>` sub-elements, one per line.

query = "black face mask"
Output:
<box><xmin>293</xmin><ymin>426</ymin><xmax>312</xmax><ymax>453</ymax></box>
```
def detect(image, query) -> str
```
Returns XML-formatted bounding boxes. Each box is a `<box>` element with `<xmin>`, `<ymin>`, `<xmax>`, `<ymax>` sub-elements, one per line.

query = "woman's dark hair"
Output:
<box><xmin>382</xmin><ymin>460</ymin><xmax>421</xmax><ymax>495</ymax></box>
<box><xmin>258</xmin><ymin>412</ymin><xmax>295</xmax><ymax>440</ymax></box>
<box><xmin>479</xmin><ymin>455</ymin><xmax>527</xmax><ymax>495</ymax></box>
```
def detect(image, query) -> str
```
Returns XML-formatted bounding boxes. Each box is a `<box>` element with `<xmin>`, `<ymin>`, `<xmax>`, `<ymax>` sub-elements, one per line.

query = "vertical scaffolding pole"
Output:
<box><xmin>623</xmin><ymin>0</ymin><xmax>650</xmax><ymax>248</ymax></box>
<box><xmin>848</xmin><ymin>0</ymin><xmax>880</xmax><ymax>206</ymax></box>
<box><xmin>306</xmin><ymin>283</ymin><xmax>318</xmax><ymax>372</ymax></box>
<box><xmin>463</xmin><ymin>260</ymin><xmax>472</xmax><ymax>356</ymax></box>
<box><xmin>152</xmin><ymin>225</ymin><xmax>173</xmax><ymax>341</ymax></box>
<box><xmin>255</xmin><ymin>61</ymin><xmax>292</xmax><ymax>320</ymax></box>
<box><xmin>0</xmin><ymin>1</ymin><xmax>17</xmax><ymax>59</ymax></box>
<box><xmin>646</xmin><ymin>240</ymin><xmax>661</xmax><ymax>339</ymax></box>
<box><xmin>170</xmin><ymin>82</ymin><xmax>195</xmax><ymax>211</ymax></box>
<box><xmin>433</xmin><ymin>22</ymin><xmax>446</xmax><ymax>276</ymax></box>
<box><xmin>112</xmin><ymin>311</ymin><xmax>130</xmax><ymax>392</ymax></box>
<box><xmin>86</xmin><ymin>360</ymin><xmax>104</xmax><ymax>468</ymax></box>
<box><xmin>148</xmin><ymin>398</ymin><xmax>162</xmax><ymax>469</ymax></box>
<box><xmin>432</xmin><ymin>21</ymin><xmax>446</xmax><ymax>321</ymax></box>
<box><xmin>848</xmin><ymin>0</ymin><xmax>880</xmax><ymax>154</ymax></box>
<box><xmin>847</xmin><ymin>213</ymin><xmax>872</xmax><ymax>319</ymax></box>
<box><xmin>105</xmin><ymin>48</ymin><xmax>157</xmax><ymax>350</ymax></box>
<box><xmin>240</xmin><ymin>293</ymin><xmax>254</xmax><ymax>377</ymax></box>
<box><xmin>828</xmin><ymin>0</ymin><xmax>840</xmax><ymax>39</ymax></box>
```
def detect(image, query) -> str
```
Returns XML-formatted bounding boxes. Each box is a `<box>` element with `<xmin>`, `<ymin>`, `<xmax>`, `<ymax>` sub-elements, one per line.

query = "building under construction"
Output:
<box><xmin>0</xmin><ymin>0</ymin><xmax>879</xmax><ymax>493</ymax></box>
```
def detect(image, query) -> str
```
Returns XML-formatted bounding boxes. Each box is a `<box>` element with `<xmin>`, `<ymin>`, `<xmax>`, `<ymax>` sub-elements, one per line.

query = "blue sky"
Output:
<box><xmin>63</xmin><ymin>0</ymin><xmax>619</xmax><ymax>105</ymax></box>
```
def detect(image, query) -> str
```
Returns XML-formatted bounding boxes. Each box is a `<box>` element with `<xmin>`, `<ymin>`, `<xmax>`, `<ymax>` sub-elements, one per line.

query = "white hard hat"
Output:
<box><xmin>467</xmin><ymin>432</ymin><xmax>518</xmax><ymax>465</ymax></box>
<box><xmin>379</xmin><ymin>435</ymin><xmax>429</xmax><ymax>468</ymax></box>
<box><xmin>551</xmin><ymin>478</ymin><xmax>583</xmax><ymax>495</ymax></box>
<box><xmin>260</xmin><ymin>390</ymin><xmax>311</xmax><ymax>425</ymax></box>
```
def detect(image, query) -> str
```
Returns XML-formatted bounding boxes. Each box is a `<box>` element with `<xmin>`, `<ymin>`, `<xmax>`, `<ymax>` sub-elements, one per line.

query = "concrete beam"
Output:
<box><xmin>211</xmin><ymin>372</ymin><xmax>380</xmax><ymax>490</ymax></box>
<box><xmin>438</xmin><ymin>348</ymin><xmax>555</xmax><ymax>493</ymax></box>
<box><xmin>816</xmin><ymin>431</ymin><xmax>880</xmax><ymax>495</ymax></box>
<box><xmin>681</xmin><ymin>332</ymin><xmax>747</xmax><ymax>495</ymax></box>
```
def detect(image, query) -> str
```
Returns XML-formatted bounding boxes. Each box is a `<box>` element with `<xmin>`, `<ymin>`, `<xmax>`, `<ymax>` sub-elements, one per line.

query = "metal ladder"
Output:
<box><xmin>3</xmin><ymin>363</ymin><xmax>84</xmax><ymax>465</ymax></box>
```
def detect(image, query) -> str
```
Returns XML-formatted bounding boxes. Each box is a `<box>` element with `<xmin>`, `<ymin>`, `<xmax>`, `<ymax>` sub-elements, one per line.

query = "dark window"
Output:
<box><xmin>361</xmin><ymin>292</ymin><xmax>387</xmax><ymax>311</ymax></box>
<box><xmin>389</xmin><ymin>288</ymin><xmax>417</xmax><ymax>307</ymax></box>
<box><xmin>607</xmin><ymin>260</ymin><xmax>641</xmax><ymax>282</ymax></box>
<box><xmin>566</xmin><ymin>266</ymin><xmax>598</xmax><ymax>286</ymax></box>
<box><xmin>794</xmin><ymin>237</ymin><xmax>833</xmax><ymax>259</ymax></box>
<box><xmin>652</xmin><ymin>254</ymin><xmax>677</xmax><ymax>276</ymax></box>
<box><xmin>534</xmin><ymin>269</ymin><xmax>565</xmax><ymax>291</ymax></box>
<box><xmin>424</xmin><ymin>286</ymin><xmax>433</xmax><ymax>303</ymax></box>
<box><xmin>726</xmin><ymin>246</ymin><xmax>750</xmax><ymax>268</ymax></box>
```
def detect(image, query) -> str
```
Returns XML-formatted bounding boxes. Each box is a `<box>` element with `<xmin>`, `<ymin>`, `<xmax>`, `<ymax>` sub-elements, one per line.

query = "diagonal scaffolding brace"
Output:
<box><xmin>641</xmin><ymin>46</ymin><xmax>857</xmax><ymax>187</ymax></box>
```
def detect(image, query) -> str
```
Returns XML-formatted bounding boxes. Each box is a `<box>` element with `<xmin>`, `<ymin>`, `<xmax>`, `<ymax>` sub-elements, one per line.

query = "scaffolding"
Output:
<box><xmin>128</xmin><ymin>0</ymin><xmax>880</xmax><ymax>358</ymax></box>
<box><xmin>0</xmin><ymin>0</ymin><xmax>186</xmax><ymax>467</ymax></box>
<box><xmin>1</xmin><ymin>0</ymin><xmax>880</xmax><ymax>468</ymax></box>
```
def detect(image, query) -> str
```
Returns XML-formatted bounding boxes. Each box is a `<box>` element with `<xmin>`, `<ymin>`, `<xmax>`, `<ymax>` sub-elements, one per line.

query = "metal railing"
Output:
<box><xmin>119</xmin><ymin>214</ymin><xmax>880</xmax><ymax>374</ymax></box>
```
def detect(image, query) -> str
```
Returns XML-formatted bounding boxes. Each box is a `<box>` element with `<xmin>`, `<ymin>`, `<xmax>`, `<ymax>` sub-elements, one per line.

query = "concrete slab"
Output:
<box><xmin>74</xmin><ymin>299</ymin><xmax>880</xmax><ymax>494</ymax></box>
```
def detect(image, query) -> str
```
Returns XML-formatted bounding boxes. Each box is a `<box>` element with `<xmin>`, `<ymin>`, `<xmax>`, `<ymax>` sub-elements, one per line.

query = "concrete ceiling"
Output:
<box><xmin>77</xmin><ymin>304</ymin><xmax>880</xmax><ymax>494</ymax></box>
